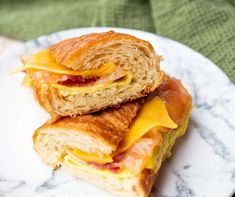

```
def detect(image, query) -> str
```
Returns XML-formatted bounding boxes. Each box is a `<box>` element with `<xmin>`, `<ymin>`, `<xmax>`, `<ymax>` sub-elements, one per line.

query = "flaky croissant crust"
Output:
<box><xmin>33</xmin><ymin>31</ymin><xmax>163</xmax><ymax>116</ymax></box>
<box><xmin>49</xmin><ymin>31</ymin><xmax>156</xmax><ymax>70</ymax></box>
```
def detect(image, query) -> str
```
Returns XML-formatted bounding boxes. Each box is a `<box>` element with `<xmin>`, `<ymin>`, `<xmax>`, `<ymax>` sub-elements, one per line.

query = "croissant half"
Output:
<box><xmin>33</xmin><ymin>77</ymin><xmax>192</xmax><ymax>197</ymax></box>
<box><xmin>33</xmin><ymin>101</ymin><xmax>141</xmax><ymax>168</ymax></box>
<box><xmin>20</xmin><ymin>31</ymin><xmax>163</xmax><ymax>117</ymax></box>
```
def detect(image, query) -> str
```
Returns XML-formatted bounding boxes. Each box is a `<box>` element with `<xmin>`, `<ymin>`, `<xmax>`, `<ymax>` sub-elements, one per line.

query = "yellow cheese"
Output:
<box><xmin>51</xmin><ymin>72</ymin><xmax>132</xmax><ymax>95</ymax></box>
<box><xmin>72</xmin><ymin>149</ymin><xmax>113</xmax><ymax>164</ymax></box>
<box><xmin>117</xmin><ymin>97</ymin><xmax>178</xmax><ymax>153</ymax></box>
<box><xmin>145</xmin><ymin>148</ymin><xmax>158</xmax><ymax>170</ymax></box>
<box><xmin>64</xmin><ymin>155</ymin><xmax>134</xmax><ymax>179</ymax></box>
<box><xmin>22</xmin><ymin>75</ymin><xmax>33</xmax><ymax>87</ymax></box>
<box><xmin>14</xmin><ymin>50</ymin><xmax>116</xmax><ymax>77</ymax></box>
<box><xmin>64</xmin><ymin>115</ymin><xmax>190</xmax><ymax>178</ymax></box>
<box><xmin>146</xmin><ymin>114</ymin><xmax>190</xmax><ymax>171</ymax></box>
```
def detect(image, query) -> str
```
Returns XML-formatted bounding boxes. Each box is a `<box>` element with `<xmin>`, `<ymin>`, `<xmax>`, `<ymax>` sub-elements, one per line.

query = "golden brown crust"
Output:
<box><xmin>33</xmin><ymin>101</ymin><xmax>141</xmax><ymax>151</ymax></box>
<box><xmin>60</xmin><ymin>114</ymin><xmax>191</xmax><ymax>197</ymax></box>
<box><xmin>33</xmin><ymin>83</ymin><xmax>61</xmax><ymax>122</ymax></box>
<box><xmin>139</xmin><ymin>169</ymin><xmax>156</xmax><ymax>196</ymax></box>
<box><xmin>49</xmin><ymin>31</ymin><xmax>155</xmax><ymax>69</ymax></box>
<box><xmin>28</xmin><ymin>31</ymin><xmax>163</xmax><ymax>117</ymax></box>
<box><xmin>98</xmin><ymin>100</ymin><xmax>142</xmax><ymax>130</ymax></box>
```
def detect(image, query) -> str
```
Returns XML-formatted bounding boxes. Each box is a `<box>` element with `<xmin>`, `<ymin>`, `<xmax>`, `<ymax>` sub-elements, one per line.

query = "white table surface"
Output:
<box><xmin>0</xmin><ymin>36</ymin><xmax>22</xmax><ymax>56</ymax></box>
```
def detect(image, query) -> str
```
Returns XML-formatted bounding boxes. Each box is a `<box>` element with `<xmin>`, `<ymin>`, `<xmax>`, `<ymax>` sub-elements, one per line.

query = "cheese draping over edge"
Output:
<box><xmin>64</xmin><ymin>114</ymin><xmax>188</xmax><ymax>180</ymax></box>
<box><xmin>14</xmin><ymin>50</ymin><xmax>116</xmax><ymax>77</ymax></box>
<box><xmin>64</xmin><ymin>97</ymin><xmax>178</xmax><ymax>177</ymax></box>
<box><xmin>117</xmin><ymin>96</ymin><xmax>178</xmax><ymax>153</ymax></box>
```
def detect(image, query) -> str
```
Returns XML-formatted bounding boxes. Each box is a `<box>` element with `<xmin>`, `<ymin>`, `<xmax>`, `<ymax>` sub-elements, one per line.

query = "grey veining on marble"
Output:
<box><xmin>0</xmin><ymin>27</ymin><xmax>235</xmax><ymax>197</ymax></box>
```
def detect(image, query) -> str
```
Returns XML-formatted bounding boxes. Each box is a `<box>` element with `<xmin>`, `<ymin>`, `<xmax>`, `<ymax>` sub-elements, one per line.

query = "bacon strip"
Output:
<box><xmin>59</xmin><ymin>76</ymin><xmax>99</xmax><ymax>87</ymax></box>
<box><xmin>88</xmin><ymin>161</ymin><xmax>121</xmax><ymax>173</ymax></box>
<box><xmin>26</xmin><ymin>66</ymin><xmax>125</xmax><ymax>87</ymax></box>
<box><xmin>29</xmin><ymin>70</ymin><xmax>99</xmax><ymax>86</ymax></box>
<box><xmin>156</xmin><ymin>77</ymin><xmax>192</xmax><ymax>124</ymax></box>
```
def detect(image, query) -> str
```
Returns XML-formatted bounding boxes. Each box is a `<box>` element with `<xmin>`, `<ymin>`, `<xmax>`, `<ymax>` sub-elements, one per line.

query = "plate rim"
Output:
<box><xmin>0</xmin><ymin>27</ymin><xmax>234</xmax><ymax>196</ymax></box>
<box><xmin>0</xmin><ymin>27</ymin><xmax>230</xmax><ymax>83</ymax></box>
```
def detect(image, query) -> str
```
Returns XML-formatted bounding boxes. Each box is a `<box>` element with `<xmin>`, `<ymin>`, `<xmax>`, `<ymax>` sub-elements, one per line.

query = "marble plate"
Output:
<box><xmin>0</xmin><ymin>27</ymin><xmax>235</xmax><ymax>197</ymax></box>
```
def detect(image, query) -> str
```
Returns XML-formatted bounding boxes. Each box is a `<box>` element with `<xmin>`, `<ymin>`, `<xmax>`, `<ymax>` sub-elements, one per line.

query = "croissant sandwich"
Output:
<box><xmin>33</xmin><ymin>76</ymin><xmax>192</xmax><ymax>197</ymax></box>
<box><xmin>17</xmin><ymin>31</ymin><xmax>163</xmax><ymax>118</ymax></box>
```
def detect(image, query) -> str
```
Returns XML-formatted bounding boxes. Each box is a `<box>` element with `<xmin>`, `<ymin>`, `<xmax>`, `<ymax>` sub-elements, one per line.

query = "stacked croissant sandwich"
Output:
<box><xmin>18</xmin><ymin>31</ymin><xmax>192</xmax><ymax>197</ymax></box>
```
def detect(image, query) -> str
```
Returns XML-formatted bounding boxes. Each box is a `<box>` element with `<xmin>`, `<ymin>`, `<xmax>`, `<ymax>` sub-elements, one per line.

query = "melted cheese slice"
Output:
<box><xmin>71</xmin><ymin>149</ymin><xmax>113</xmax><ymax>164</ymax></box>
<box><xmin>146</xmin><ymin>114</ymin><xmax>190</xmax><ymax>171</ymax></box>
<box><xmin>64</xmin><ymin>155</ymin><xmax>134</xmax><ymax>179</ymax></box>
<box><xmin>63</xmin><ymin>111</ymin><xmax>190</xmax><ymax>181</ymax></box>
<box><xmin>15</xmin><ymin>50</ymin><xmax>116</xmax><ymax>77</ymax></box>
<box><xmin>64</xmin><ymin>115</ymin><xmax>189</xmax><ymax>179</ymax></box>
<box><xmin>65</xmin><ymin>97</ymin><xmax>177</xmax><ymax>168</ymax></box>
<box><xmin>117</xmin><ymin>97</ymin><xmax>178</xmax><ymax>153</ymax></box>
<box><xmin>22</xmin><ymin>75</ymin><xmax>34</xmax><ymax>87</ymax></box>
<box><xmin>51</xmin><ymin>72</ymin><xmax>132</xmax><ymax>95</ymax></box>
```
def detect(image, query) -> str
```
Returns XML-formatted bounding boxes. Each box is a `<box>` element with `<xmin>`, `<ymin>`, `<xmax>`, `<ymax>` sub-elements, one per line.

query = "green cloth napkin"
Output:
<box><xmin>0</xmin><ymin>0</ymin><xmax>235</xmax><ymax>83</ymax></box>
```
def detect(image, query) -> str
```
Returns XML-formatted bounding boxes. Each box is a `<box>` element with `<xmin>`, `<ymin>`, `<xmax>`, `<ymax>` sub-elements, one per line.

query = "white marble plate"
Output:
<box><xmin>0</xmin><ymin>27</ymin><xmax>235</xmax><ymax>197</ymax></box>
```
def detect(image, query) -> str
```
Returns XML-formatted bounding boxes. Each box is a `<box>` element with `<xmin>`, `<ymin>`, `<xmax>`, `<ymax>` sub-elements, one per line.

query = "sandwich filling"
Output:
<box><xmin>63</xmin><ymin>77</ymin><xmax>192</xmax><ymax>179</ymax></box>
<box><xmin>64</xmin><ymin>116</ymin><xmax>189</xmax><ymax>179</ymax></box>
<box><xmin>16</xmin><ymin>50</ymin><xmax>132</xmax><ymax>94</ymax></box>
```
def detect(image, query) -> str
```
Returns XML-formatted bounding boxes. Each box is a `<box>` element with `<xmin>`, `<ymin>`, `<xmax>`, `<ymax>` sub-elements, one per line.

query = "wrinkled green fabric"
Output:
<box><xmin>0</xmin><ymin>0</ymin><xmax>234</xmax><ymax>82</ymax></box>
